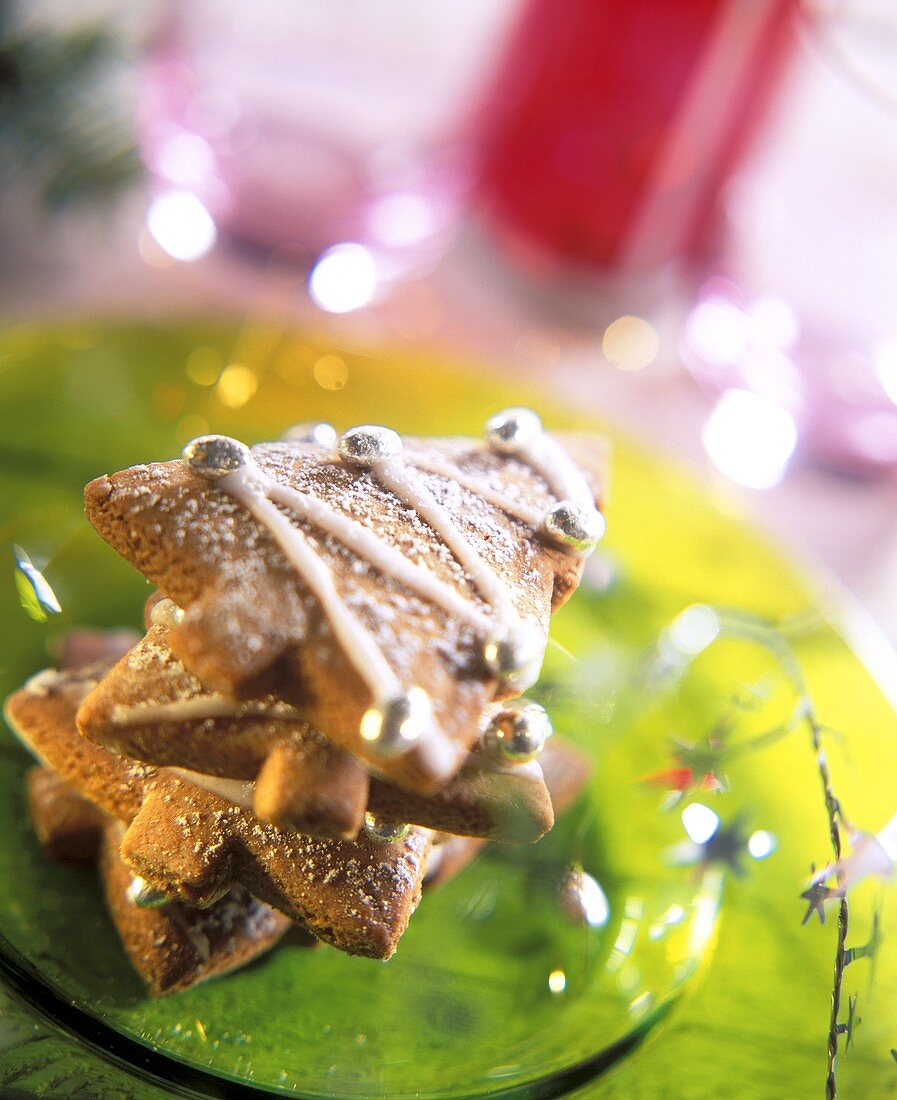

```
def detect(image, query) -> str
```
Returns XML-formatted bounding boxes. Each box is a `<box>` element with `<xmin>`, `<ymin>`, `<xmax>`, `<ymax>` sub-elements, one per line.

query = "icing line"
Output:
<box><xmin>375</xmin><ymin>457</ymin><xmax>517</xmax><ymax>620</ymax></box>
<box><xmin>111</xmin><ymin>696</ymin><xmax>304</xmax><ymax>727</ymax></box>
<box><xmin>265</xmin><ymin>480</ymin><xmax>490</xmax><ymax>631</ymax></box>
<box><xmin>223</xmin><ymin>469</ymin><xmax>400</xmax><ymax>702</ymax></box>
<box><xmin>517</xmin><ymin>432</ymin><xmax>595</xmax><ymax>511</ymax></box>
<box><xmin>167</xmin><ymin>766</ymin><xmax>256</xmax><ymax>809</ymax></box>
<box><xmin>406</xmin><ymin>456</ymin><xmax>545</xmax><ymax>528</ymax></box>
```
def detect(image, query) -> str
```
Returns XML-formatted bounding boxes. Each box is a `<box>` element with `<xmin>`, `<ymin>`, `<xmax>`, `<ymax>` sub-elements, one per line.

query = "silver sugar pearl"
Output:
<box><xmin>485</xmin><ymin>407</ymin><xmax>542</xmax><ymax>454</ymax></box>
<box><xmin>482</xmin><ymin>620</ymin><xmax>545</xmax><ymax>690</ymax></box>
<box><xmin>182</xmin><ymin>434</ymin><xmax>251</xmax><ymax>478</ymax></box>
<box><xmin>282</xmin><ymin>421</ymin><xmax>338</xmax><ymax>448</ymax></box>
<box><xmin>338</xmin><ymin>425</ymin><xmax>402</xmax><ymax>468</ymax></box>
<box><xmin>359</xmin><ymin>687</ymin><xmax>431</xmax><ymax>758</ymax></box>
<box><xmin>484</xmin><ymin>698</ymin><xmax>553</xmax><ymax>764</ymax></box>
<box><xmin>126</xmin><ymin>875</ymin><xmax>169</xmax><ymax>909</ymax></box>
<box><xmin>148</xmin><ymin>597</ymin><xmax>185</xmax><ymax>628</ymax></box>
<box><xmin>363</xmin><ymin>812</ymin><xmax>411</xmax><ymax>843</ymax></box>
<box><xmin>542</xmin><ymin>500</ymin><xmax>606</xmax><ymax>556</ymax></box>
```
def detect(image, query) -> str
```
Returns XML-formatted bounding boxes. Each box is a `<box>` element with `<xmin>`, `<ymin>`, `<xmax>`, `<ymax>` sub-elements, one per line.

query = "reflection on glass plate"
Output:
<box><xmin>0</xmin><ymin>323</ymin><xmax>895</xmax><ymax>1099</ymax></box>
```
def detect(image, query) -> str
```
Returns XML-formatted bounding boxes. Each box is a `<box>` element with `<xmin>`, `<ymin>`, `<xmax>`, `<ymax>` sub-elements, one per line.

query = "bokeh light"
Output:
<box><xmin>313</xmin><ymin>354</ymin><xmax>349</xmax><ymax>390</ymax></box>
<box><xmin>368</xmin><ymin>192</ymin><xmax>439</xmax><ymax>248</ymax></box>
<box><xmin>602</xmin><ymin>315</ymin><xmax>659</xmax><ymax>371</ymax></box>
<box><xmin>217</xmin><ymin>364</ymin><xmax>257</xmax><ymax>408</ymax></box>
<box><xmin>685</xmin><ymin>297</ymin><xmax>749</xmax><ymax>365</ymax></box>
<box><xmin>548</xmin><ymin>968</ymin><xmax>567</xmax><ymax>994</ymax></box>
<box><xmin>186</xmin><ymin>346</ymin><xmax>224</xmax><ymax>386</ymax></box>
<box><xmin>747</xmin><ymin>296</ymin><xmax>799</xmax><ymax>351</ymax></box>
<box><xmin>309</xmin><ymin>243</ymin><xmax>378</xmax><ymax>313</ymax></box>
<box><xmin>702</xmin><ymin>388</ymin><xmax>797</xmax><ymax>490</ymax></box>
<box><xmin>146</xmin><ymin>190</ymin><xmax>217</xmax><ymax>262</ymax></box>
<box><xmin>666</xmin><ymin>604</ymin><xmax>720</xmax><ymax>656</ymax></box>
<box><xmin>176</xmin><ymin>414</ymin><xmax>210</xmax><ymax>445</ymax></box>
<box><xmin>682</xmin><ymin>803</ymin><xmax>720</xmax><ymax>846</ymax></box>
<box><xmin>154</xmin><ymin>131</ymin><xmax>216</xmax><ymax>191</ymax></box>
<box><xmin>748</xmin><ymin>830</ymin><xmax>777</xmax><ymax>860</ymax></box>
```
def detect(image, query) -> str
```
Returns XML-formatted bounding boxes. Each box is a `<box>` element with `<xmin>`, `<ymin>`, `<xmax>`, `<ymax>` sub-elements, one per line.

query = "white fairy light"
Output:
<box><xmin>666</xmin><ymin>604</ymin><xmax>720</xmax><ymax>656</ymax></box>
<box><xmin>685</xmin><ymin>297</ymin><xmax>750</xmax><ymax>365</ymax></box>
<box><xmin>682</xmin><ymin>803</ymin><xmax>720</xmax><ymax>846</ymax></box>
<box><xmin>308</xmin><ymin>243</ymin><xmax>378</xmax><ymax>313</ymax></box>
<box><xmin>602</xmin><ymin>314</ymin><xmax>660</xmax><ymax>372</ymax></box>
<box><xmin>702</xmin><ymin>388</ymin><xmax>797</xmax><ymax>490</ymax></box>
<box><xmin>154</xmin><ymin>131</ymin><xmax>216</xmax><ymax>191</ymax></box>
<box><xmin>146</xmin><ymin>190</ymin><xmax>217</xmax><ymax>262</ymax></box>
<box><xmin>548</xmin><ymin>968</ymin><xmax>567</xmax><ymax>994</ymax></box>
<box><xmin>368</xmin><ymin>192</ymin><xmax>438</xmax><ymax>248</ymax></box>
<box><xmin>747</xmin><ymin>830</ymin><xmax>777</xmax><ymax>860</ymax></box>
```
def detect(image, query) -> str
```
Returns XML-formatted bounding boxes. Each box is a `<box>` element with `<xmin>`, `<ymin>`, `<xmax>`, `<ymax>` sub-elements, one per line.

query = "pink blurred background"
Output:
<box><xmin>5</xmin><ymin>0</ymin><xmax>897</xmax><ymax>638</ymax></box>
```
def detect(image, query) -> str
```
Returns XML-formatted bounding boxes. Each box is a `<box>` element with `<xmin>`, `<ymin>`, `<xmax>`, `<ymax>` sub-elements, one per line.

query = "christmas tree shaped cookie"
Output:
<box><xmin>77</xmin><ymin>621</ymin><xmax>557</xmax><ymax>843</ymax></box>
<box><xmin>5</xmin><ymin>666</ymin><xmax>431</xmax><ymax>960</ymax></box>
<box><xmin>82</xmin><ymin>411</ymin><xmax>608</xmax><ymax>793</ymax></box>
<box><xmin>27</xmin><ymin>767</ymin><xmax>293</xmax><ymax>996</ymax></box>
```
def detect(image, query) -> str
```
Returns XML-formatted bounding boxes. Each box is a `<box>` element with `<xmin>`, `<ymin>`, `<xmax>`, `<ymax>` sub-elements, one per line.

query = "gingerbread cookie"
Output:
<box><xmin>25</xmin><ymin>769</ymin><xmax>291</xmax><ymax>995</ymax></box>
<box><xmin>423</xmin><ymin>736</ymin><xmax>592</xmax><ymax>887</ymax></box>
<box><xmin>77</xmin><ymin>623</ymin><xmax>556</xmax><ymax>843</ymax></box>
<box><xmin>83</xmin><ymin>412</ymin><xmax>608</xmax><ymax>792</ymax></box>
<box><xmin>26</xmin><ymin>765</ymin><xmax>104</xmax><ymax>864</ymax></box>
<box><xmin>99</xmin><ymin>823</ymin><xmax>292</xmax><ymax>996</ymax></box>
<box><xmin>5</xmin><ymin>667</ymin><xmax>431</xmax><ymax>959</ymax></box>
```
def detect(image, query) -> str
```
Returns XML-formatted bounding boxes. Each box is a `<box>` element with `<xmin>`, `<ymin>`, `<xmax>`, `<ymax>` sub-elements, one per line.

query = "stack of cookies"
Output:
<box><xmin>4</xmin><ymin>409</ymin><xmax>607</xmax><ymax>995</ymax></box>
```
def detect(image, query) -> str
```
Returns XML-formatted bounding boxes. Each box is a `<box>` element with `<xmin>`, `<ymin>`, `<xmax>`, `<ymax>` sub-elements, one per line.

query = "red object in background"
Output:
<box><xmin>476</xmin><ymin>0</ymin><xmax>802</xmax><ymax>273</ymax></box>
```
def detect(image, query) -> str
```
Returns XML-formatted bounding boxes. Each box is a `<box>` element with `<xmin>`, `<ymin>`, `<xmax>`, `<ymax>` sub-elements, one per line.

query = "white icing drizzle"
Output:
<box><xmin>167</xmin><ymin>767</ymin><xmax>256</xmax><ymax>809</ymax></box>
<box><xmin>180</xmin><ymin>413</ymin><xmax>594</xmax><ymax>759</ymax></box>
<box><xmin>111</xmin><ymin>696</ymin><xmax>304</xmax><ymax>727</ymax></box>
<box><xmin>221</xmin><ymin>468</ymin><xmax>401</xmax><ymax>703</ymax></box>
<box><xmin>374</xmin><ymin>457</ymin><xmax>517</xmax><ymax>621</ymax></box>
<box><xmin>402</xmin><ymin>456</ymin><xmax>544</xmax><ymax>528</ymax></box>
<box><xmin>165</xmin><ymin>756</ymin><xmax>541</xmax><ymax>812</ymax></box>
<box><xmin>516</xmin><ymin>432</ymin><xmax>596</xmax><ymax>511</ymax></box>
<box><xmin>264</xmin><ymin>481</ymin><xmax>490</xmax><ymax>631</ymax></box>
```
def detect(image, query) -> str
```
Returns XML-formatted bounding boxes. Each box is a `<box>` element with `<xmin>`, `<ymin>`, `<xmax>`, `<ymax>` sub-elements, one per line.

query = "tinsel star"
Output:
<box><xmin>837</xmin><ymin>994</ymin><xmax>861</xmax><ymax>1052</ymax></box>
<box><xmin>800</xmin><ymin>879</ymin><xmax>842</xmax><ymax>926</ymax></box>
<box><xmin>667</xmin><ymin>813</ymin><xmax>752</xmax><ymax>874</ymax></box>
<box><xmin>845</xmin><ymin>908</ymin><xmax>882</xmax><ymax>967</ymax></box>
<box><xmin>700</xmin><ymin>817</ymin><xmax>750</xmax><ymax>875</ymax></box>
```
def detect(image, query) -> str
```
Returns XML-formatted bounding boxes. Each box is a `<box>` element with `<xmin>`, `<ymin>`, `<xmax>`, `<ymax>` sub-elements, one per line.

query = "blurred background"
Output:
<box><xmin>4</xmin><ymin>0</ymin><xmax>897</xmax><ymax>637</ymax></box>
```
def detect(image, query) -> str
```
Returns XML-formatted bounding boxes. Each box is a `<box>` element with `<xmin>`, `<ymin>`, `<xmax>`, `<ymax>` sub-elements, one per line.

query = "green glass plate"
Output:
<box><xmin>0</xmin><ymin>322</ymin><xmax>895</xmax><ymax>1100</ymax></box>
